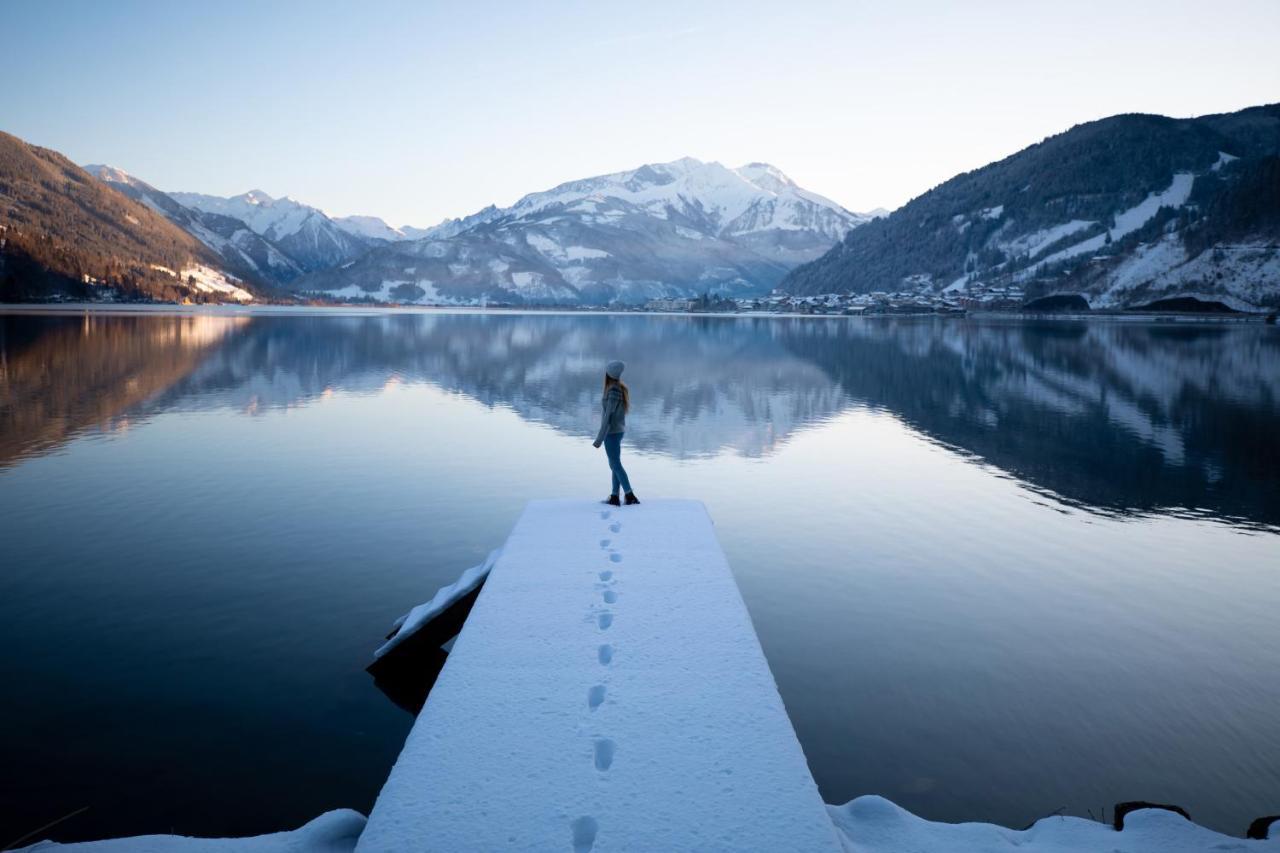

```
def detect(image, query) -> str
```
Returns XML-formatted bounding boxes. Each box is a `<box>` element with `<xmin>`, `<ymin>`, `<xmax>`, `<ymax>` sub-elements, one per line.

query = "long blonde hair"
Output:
<box><xmin>604</xmin><ymin>374</ymin><xmax>630</xmax><ymax>412</ymax></box>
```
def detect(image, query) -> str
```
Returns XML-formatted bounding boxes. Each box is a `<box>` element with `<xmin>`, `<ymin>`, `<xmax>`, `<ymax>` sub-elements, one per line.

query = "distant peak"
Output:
<box><xmin>83</xmin><ymin>163</ymin><xmax>133</xmax><ymax>183</ymax></box>
<box><xmin>646</xmin><ymin>156</ymin><xmax>709</xmax><ymax>174</ymax></box>
<box><xmin>734</xmin><ymin>162</ymin><xmax>796</xmax><ymax>190</ymax></box>
<box><xmin>238</xmin><ymin>189</ymin><xmax>275</xmax><ymax>205</ymax></box>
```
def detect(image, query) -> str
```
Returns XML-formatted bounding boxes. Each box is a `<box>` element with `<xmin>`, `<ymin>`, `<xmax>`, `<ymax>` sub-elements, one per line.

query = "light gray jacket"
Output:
<box><xmin>595</xmin><ymin>386</ymin><xmax>626</xmax><ymax>444</ymax></box>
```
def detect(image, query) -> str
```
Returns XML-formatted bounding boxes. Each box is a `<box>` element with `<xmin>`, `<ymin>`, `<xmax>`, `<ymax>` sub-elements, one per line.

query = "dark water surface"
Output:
<box><xmin>1</xmin><ymin>308</ymin><xmax>1278</xmax><ymax>842</ymax></box>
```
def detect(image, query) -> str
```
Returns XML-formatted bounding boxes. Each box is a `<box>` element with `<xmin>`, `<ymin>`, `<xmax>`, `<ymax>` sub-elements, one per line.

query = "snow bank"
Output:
<box><xmin>828</xmin><ymin>796</ymin><xmax>1280</xmax><ymax>853</ymax></box>
<box><xmin>17</xmin><ymin>810</ymin><xmax>365</xmax><ymax>853</ymax></box>
<box><xmin>373</xmin><ymin>547</ymin><xmax>502</xmax><ymax>660</ymax></box>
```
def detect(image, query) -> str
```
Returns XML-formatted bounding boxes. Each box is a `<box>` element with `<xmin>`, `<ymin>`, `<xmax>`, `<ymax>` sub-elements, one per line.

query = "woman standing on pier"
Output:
<box><xmin>594</xmin><ymin>360</ymin><xmax>640</xmax><ymax>506</ymax></box>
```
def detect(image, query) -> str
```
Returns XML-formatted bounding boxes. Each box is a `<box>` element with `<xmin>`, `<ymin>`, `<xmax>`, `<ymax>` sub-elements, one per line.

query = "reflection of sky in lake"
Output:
<box><xmin>1</xmin><ymin>309</ymin><xmax>1278</xmax><ymax>842</ymax></box>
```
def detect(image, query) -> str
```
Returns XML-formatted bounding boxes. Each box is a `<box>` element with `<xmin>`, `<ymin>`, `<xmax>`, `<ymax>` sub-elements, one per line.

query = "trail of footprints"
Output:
<box><xmin>574</xmin><ymin>509</ymin><xmax>624</xmax><ymax>851</ymax></box>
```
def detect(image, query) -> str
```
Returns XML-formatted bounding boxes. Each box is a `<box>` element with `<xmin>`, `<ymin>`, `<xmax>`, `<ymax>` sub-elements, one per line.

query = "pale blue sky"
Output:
<box><xmin>5</xmin><ymin>0</ymin><xmax>1278</xmax><ymax>227</ymax></box>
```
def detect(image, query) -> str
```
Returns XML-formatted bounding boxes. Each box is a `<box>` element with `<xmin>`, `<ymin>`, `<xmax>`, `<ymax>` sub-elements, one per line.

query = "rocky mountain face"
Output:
<box><xmin>84</xmin><ymin>165</ymin><xmax>304</xmax><ymax>286</ymax></box>
<box><xmin>0</xmin><ymin>132</ymin><xmax>251</xmax><ymax>302</ymax></box>
<box><xmin>291</xmin><ymin>158</ymin><xmax>869</xmax><ymax>305</ymax></box>
<box><xmin>784</xmin><ymin>104</ymin><xmax>1280</xmax><ymax>309</ymax></box>
<box><xmin>168</xmin><ymin>189</ymin><xmax>377</xmax><ymax>273</ymax></box>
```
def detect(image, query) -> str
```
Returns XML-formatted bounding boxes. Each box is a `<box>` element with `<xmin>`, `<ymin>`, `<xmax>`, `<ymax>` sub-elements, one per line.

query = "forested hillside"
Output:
<box><xmin>0</xmin><ymin>132</ymin><xmax>250</xmax><ymax>302</ymax></box>
<box><xmin>784</xmin><ymin>105</ymin><xmax>1280</xmax><ymax>309</ymax></box>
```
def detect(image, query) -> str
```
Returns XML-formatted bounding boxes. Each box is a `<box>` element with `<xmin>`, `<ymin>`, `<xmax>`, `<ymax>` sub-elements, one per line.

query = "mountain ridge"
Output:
<box><xmin>290</xmin><ymin>157</ymin><xmax>870</xmax><ymax>305</ymax></box>
<box><xmin>0</xmin><ymin>133</ymin><xmax>251</xmax><ymax>302</ymax></box>
<box><xmin>782</xmin><ymin>104</ymin><xmax>1280</xmax><ymax>309</ymax></box>
<box><xmin>168</xmin><ymin>188</ymin><xmax>376</xmax><ymax>273</ymax></box>
<box><xmin>83</xmin><ymin>165</ymin><xmax>305</xmax><ymax>286</ymax></box>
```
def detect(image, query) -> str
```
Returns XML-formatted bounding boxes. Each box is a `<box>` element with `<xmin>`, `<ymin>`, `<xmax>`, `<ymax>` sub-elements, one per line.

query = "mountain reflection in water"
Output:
<box><xmin>3</xmin><ymin>310</ymin><xmax>1276</xmax><ymax>528</ymax></box>
<box><xmin>3</xmin><ymin>308</ymin><xmax>1280</xmax><ymax>843</ymax></box>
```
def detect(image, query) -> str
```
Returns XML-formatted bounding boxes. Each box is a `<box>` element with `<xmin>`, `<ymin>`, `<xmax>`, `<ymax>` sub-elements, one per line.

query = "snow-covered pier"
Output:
<box><xmin>19</xmin><ymin>501</ymin><xmax>1280</xmax><ymax>851</ymax></box>
<box><xmin>357</xmin><ymin>499</ymin><xmax>844</xmax><ymax>852</ymax></box>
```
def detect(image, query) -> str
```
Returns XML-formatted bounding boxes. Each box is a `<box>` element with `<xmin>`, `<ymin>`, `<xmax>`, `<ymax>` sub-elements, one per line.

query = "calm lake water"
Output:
<box><xmin>1</xmin><ymin>308</ymin><xmax>1278</xmax><ymax>842</ymax></box>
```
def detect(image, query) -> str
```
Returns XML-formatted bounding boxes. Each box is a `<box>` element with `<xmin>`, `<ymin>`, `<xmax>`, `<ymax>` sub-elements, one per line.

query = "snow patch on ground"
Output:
<box><xmin>1000</xmin><ymin>219</ymin><xmax>1095</xmax><ymax>259</ymax></box>
<box><xmin>560</xmin><ymin>264</ymin><xmax>593</xmax><ymax>285</ymax></box>
<box><xmin>1211</xmin><ymin>151</ymin><xmax>1239</xmax><ymax>171</ymax></box>
<box><xmin>524</xmin><ymin>232</ymin><xmax>561</xmax><ymax>257</ymax></box>
<box><xmin>1100</xmin><ymin>234</ymin><xmax>1189</xmax><ymax>298</ymax></box>
<box><xmin>564</xmin><ymin>245</ymin><xmax>609</xmax><ymax>260</ymax></box>
<box><xmin>321</xmin><ymin>279</ymin><xmax>445</xmax><ymax>304</ymax></box>
<box><xmin>525</xmin><ymin>233</ymin><xmax>610</xmax><ymax>263</ymax></box>
<box><xmin>1024</xmin><ymin>173</ymin><xmax>1196</xmax><ymax>275</ymax></box>
<box><xmin>828</xmin><ymin>795</ymin><xmax>1280</xmax><ymax>852</ymax></box>
<box><xmin>1096</xmin><ymin>235</ymin><xmax>1279</xmax><ymax>309</ymax></box>
<box><xmin>16</xmin><ymin>810</ymin><xmax>365</xmax><ymax>852</ymax></box>
<box><xmin>150</xmin><ymin>264</ymin><xmax>252</xmax><ymax>301</ymax></box>
<box><xmin>375</xmin><ymin>549</ymin><xmax>502</xmax><ymax>660</ymax></box>
<box><xmin>180</xmin><ymin>266</ymin><xmax>253</xmax><ymax>301</ymax></box>
<box><xmin>510</xmin><ymin>270</ymin><xmax>541</xmax><ymax>289</ymax></box>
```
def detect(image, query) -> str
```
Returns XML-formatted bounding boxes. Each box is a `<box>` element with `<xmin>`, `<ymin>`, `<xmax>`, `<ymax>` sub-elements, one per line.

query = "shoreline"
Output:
<box><xmin>1</xmin><ymin>301</ymin><xmax>1274</xmax><ymax>323</ymax></box>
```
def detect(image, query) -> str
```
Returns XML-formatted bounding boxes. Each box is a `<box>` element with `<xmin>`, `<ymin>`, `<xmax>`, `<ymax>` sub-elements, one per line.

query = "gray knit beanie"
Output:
<box><xmin>605</xmin><ymin>360</ymin><xmax>625</xmax><ymax>379</ymax></box>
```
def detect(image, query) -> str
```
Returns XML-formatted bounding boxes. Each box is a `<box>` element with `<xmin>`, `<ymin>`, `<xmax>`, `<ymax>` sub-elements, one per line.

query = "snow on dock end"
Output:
<box><xmin>828</xmin><ymin>796</ymin><xmax>1280</xmax><ymax>852</ymax></box>
<box><xmin>356</xmin><ymin>499</ymin><xmax>844</xmax><ymax>853</ymax></box>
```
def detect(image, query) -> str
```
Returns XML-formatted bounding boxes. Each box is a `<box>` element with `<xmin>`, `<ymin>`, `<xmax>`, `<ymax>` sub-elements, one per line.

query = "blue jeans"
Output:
<box><xmin>604</xmin><ymin>432</ymin><xmax>632</xmax><ymax>496</ymax></box>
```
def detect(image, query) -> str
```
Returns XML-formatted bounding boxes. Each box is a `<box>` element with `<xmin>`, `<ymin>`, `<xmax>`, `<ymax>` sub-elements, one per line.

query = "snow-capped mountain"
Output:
<box><xmin>169</xmin><ymin>189</ymin><xmax>374</xmax><ymax>273</ymax></box>
<box><xmin>292</xmin><ymin>158</ymin><xmax>870</xmax><ymax>305</ymax></box>
<box><xmin>785</xmin><ymin>104</ymin><xmax>1280</xmax><ymax>310</ymax></box>
<box><xmin>85</xmin><ymin>165</ymin><xmax>303</xmax><ymax>285</ymax></box>
<box><xmin>404</xmin><ymin>204</ymin><xmax>503</xmax><ymax>242</ymax></box>
<box><xmin>333</xmin><ymin>215</ymin><xmax>408</xmax><ymax>242</ymax></box>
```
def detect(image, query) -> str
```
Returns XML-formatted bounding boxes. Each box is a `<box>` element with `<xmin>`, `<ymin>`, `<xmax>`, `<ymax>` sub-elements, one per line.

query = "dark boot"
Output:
<box><xmin>603</xmin><ymin>494</ymin><xmax>621</xmax><ymax>506</ymax></box>
<box><xmin>624</xmin><ymin>492</ymin><xmax>640</xmax><ymax>505</ymax></box>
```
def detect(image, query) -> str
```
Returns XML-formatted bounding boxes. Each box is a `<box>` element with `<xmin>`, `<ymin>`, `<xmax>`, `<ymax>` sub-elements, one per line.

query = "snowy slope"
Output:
<box><xmin>293</xmin><ymin>158</ymin><xmax>870</xmax><ymax>304</ymax></box>
<box><xmin>86</xmin><ymin>165</ymin><xmax>304</xmax><ymax>286</ymax></box>
<box><xmin>148</xmin><ymin>263</ymin><xmax>253</xmax><ymax>301</ymax></box>
<box><xmin>169</xmin><ymin>190</ymin><xmax>374</xmax><ymax>273</ymax></box>
<box><xmin>332</xmin><ymin>215</ymin><xmax>407</xmax><ymax>242</ymax></box>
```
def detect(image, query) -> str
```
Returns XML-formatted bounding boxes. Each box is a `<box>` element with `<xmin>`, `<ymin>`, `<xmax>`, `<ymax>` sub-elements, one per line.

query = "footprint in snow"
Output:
<box><xmin>593</xmin><ymin>738</ymin><xmax>616</xmax><ymax>771</ymax></box>
<box><xmin>571</xmin><ymin>816</ymin><xmax>597</xmax><ymax>853</ymax></box>
<box><xmin>588</xmin><ymin>684</ymin><xmax>606</xmax><ymax>710</ymax></box>
<box><xmin>609</xmin><ymin>553</ymin><xmax>622</xmax><ymax>563</ymax></box>
<box><xmin>598</xmin><ymin>644</ymin><xmax>613</xmax><ymax>665</ymax></box>
<box><xmin>609</xmin><ymin>522</ymin><xmax>621</xmax><ymax>533</ymax></box>
<box><xmin>597</xmin><ymin>612</ymin><xmax>613</xmax><ymax>630</ymax></box>
<box><xmin>603</xmin><ymin>590</ymin><xmax>617</xmax><ymax>604</ymax></box>
<box><xmin>599</xmin><ymin>539</ymin><xmax>610</xmax><ymax>549</ymax></box>
<box><xmin>598</xmin><ymin>570</ymin><xmax>613</xmax><ymax>582</ymax></box>
<box><xmin>600</xmin><ymin>510</ymin><xmax>611</xmax><ymax>520</ymax></box>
